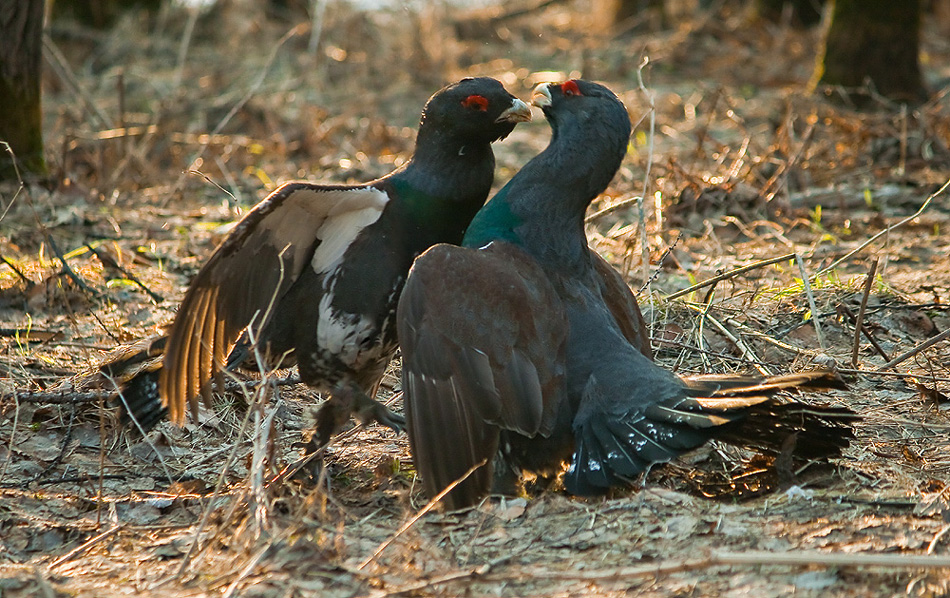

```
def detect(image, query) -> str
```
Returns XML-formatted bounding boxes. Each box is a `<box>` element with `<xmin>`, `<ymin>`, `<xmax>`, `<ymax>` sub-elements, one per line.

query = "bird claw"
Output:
<box><xmin>287</xmin><ymin>449</ymin><xmax>327</xmax><ymax>482</ymax></box>
<box><xmin>354</xmin><ymin>394</ymin><xmax>405</xmax><ymax>435</ymax></box>
<box><xmin>308</xmin><ymin>387</ymin><xmax>405</xmax><ymax>452</ymax></box>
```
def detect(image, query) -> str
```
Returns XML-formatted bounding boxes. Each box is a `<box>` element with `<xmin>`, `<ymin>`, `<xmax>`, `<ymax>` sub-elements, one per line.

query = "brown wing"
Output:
<box><xmin>159</xmin><ymin>182</ymin><xmax>390</xmax><ymax>423</ymax></box>
<box><xmin>589</xmin><ymin>250</ymin><xmax>652</xmax><ymax>359</ymax></box>
<box><xmin>397</xmin><ymin>242</ymin><xmax>569</xmax><ymax>509</ymax></box>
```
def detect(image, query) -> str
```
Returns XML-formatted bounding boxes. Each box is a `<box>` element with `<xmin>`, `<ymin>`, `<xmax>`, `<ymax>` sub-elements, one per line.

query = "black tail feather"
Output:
<box><xmin>567</xmin><ymin>412</ymin><xmax>709</xmax><ymax>495</ymax></box>
<box><xmin>115</xmin><ymin>368</ymin><xmax>168</xmax><ymax>432</ymax></box>
<box><xmin>714</xmin><ymin>402</ymin><xmax>857</xmax><ymax>460</ymax></box>
<box><xmin>567</xmin><ymin>370</ymin><xmax>856</xmax><ymax>494</ymax></box>
<box><xmin>684</xmin><ymin>370</ymin><xmax>848</xmax><ymax>395</ymax></box>
<box><xmin>99</xmin><ymin>336</ymin><xmax>168</xmax><ymax>433</ymax></box>
<box><xmin>567</xmin><ymin>425</ymin><xmax>619</xmax><ymax>492</ymax></box>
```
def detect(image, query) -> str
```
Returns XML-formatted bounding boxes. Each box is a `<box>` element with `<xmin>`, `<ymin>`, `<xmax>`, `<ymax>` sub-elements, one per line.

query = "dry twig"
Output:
<box><xmin>882</xmin><ymin>328</ymin><xmax>950</xmax><ymax>371</ymax></box>
<box><xmin>86</xmin><ymin>243</ymin><xmax>164</xmax><ymax>303</ymax></box>
<box><xmin>46</xmin><ymin>235</ymin><xmax>99</xmax><ymax>298</ymax></box>
<box><xmin>0</xmin><ymin>255</ymin><xmax>34</xmax><ymax>286</ymax></box>
<box><xmin>795</xmin><ymin>253</ymin><xmax>824</xmax><ymax>351</ymax></box>
<box><xmin>666</xmin><ymin>253</ymin><xmax>796</xmax><ymax>300</ymax></box>
<box><xmin>838</xmin><ymin>303</ymin><xmax>890</xmax><ymax>362</ymax></box>
<box><xmin>815</xmin><ymin>178</ymin><xmax>950</xmax><ymax>278</ymax></box>
<box><xmin>851</xmin><ymin>258</ymin><xmax>879</xmax><ymax>367</ymax></box>
<box><xmin>519</xmin><ymin>550</ymin><xmax>950</xmax><ymax>582</ymax></box>
<box><xmin>357</xmin><ymin>459</ymin><xmax>488</xmax><ymax>570</ymax></box>
<box><xmin>700</xmin><ymin>312</ymin><xmax>771</xmax><ymax>376</ymax></box>
<box><xmin>48</xmin><ymin>525</ymin><xmax>123</xmax><ymax>570</ymax></box>
<box><xmin>636</xmin><ymin>56</ymin><xmax>656</xmax><ymax>287</ymax></box>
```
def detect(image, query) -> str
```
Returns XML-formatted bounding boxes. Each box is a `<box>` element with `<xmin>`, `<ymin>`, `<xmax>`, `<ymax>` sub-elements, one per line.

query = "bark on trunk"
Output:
<box><xmin>0</xmin><ymin>0</ymin><xmax>47</xmax><ymax>181</ymax></box>
<box><xmin>816</xmin><ymin>0</ymin><xmax>925</xmax><ymax>104</ymax></box>
<box><xmin>756</xmin><ymin>0</ymin><xmax>825</xmax><ymax>27</ymax></box>
<box><xmin>607</xmin><ymin>0</ymin><xmax>667</xmax><ymax>30</ymax></box>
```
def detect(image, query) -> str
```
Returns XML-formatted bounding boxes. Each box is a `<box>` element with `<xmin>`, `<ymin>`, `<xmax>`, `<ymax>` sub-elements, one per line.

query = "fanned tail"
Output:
<box><xmin>99</xmin><ymin>336</ymin><xmax>169</xmax><ymax>432</ymax></box>
<box><xmin>567</xmin><ymin>370</ymin><xmax>856</xmax><ymax>495</ymax></box>
<box><xmin>683</xmin><ymin>370</ymin><xmax>848</xmax><ymax>395</ymax></box>
<box><xmin>103</xmin><ymin>331</ymin><xmax>275</xmax><ymax>432</ymax></box>
<box><xmin>677</xmin><ymin>370</ymin><xmax>854</xmax><ymax>459</ymax></box>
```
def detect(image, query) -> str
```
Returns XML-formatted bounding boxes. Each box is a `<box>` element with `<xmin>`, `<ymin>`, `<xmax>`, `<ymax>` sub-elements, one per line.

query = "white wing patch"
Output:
<box><xmin>244</xmin><ymin>185</ymin><xmax>386</xmax><ymax>280</ymax></box>
<box><xmin>311</xmin><ymin>187</ymin><xmax>389</xmax><ymax>274</ymax></box>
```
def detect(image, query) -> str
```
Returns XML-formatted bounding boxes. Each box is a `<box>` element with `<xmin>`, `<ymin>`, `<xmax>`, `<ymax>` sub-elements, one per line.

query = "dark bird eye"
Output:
<box><xmin>561</xmin><ymin>80</ymin><xmax>582</xmax><ymax>97</ymax></box>
<box><xmin>461</xmin><ymin>95</ymin><xmax>489</xmax><ymax>111</ymax></box>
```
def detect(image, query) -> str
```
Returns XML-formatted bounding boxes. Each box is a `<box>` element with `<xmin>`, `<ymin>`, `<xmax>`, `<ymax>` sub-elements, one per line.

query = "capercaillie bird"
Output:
<box><xmin>112</xmin><ymin>77</ymin><xmax>532</xmax><ymax>455</ymax></box>
<box><xmin>397</xmin><ymin>79</ymin><xmax>856</xmax><ymax>510</ymax></box>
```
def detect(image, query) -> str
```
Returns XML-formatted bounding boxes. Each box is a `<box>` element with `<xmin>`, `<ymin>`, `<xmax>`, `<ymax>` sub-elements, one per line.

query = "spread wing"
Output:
<box><xmin>159</xmin><ymin>182</ymin><xmax>390</xmax><ymax>422</ymax></box>
<box><xmin>590</xmin><ymin>250</ymin><xmax>652</xmax><ymax>360</ymax></box>
<box><xmin>397</xmin><ymin>242</ymin><xmax>569</xmax><ymax>509</ymax></box>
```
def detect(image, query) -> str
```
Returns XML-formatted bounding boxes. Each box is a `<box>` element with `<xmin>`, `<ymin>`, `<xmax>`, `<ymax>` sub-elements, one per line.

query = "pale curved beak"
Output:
<box><xmin>495</xmin><ymin>98</ymin><xmax>532</xmax><ymax>123</ymax></box>
<box><xmin>531</xmin><ymin>83</ymin><xmax>553</xmax><ymax>108</ymax></box>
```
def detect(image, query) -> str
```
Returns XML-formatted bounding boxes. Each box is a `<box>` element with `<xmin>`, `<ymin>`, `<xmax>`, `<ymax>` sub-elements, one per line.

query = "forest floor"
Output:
<box><xmin>3</xmin><ymin>1</ymin><xmax>950</xmax><ymax>596</ymax></box>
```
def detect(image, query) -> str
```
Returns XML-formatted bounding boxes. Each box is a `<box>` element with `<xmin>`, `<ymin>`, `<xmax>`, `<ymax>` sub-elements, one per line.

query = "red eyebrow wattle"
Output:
<box><xmin>462</xmin><ymin>95</ymin><xmax>489</xmax><ymax>111</ymax></box>
<box><xmin>561</xmin><ymin>80</ymin><xmax>582</xmax><ymax>96</ymax></box>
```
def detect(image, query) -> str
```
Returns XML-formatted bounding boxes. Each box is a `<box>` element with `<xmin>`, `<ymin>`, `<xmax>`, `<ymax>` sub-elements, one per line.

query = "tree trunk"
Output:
<box><xmin>815</xmin><ymin>0</ymin><xmax>925</xmax><ymax>104</ymax></box>
<box><xmin>50</xmin><ymin>0</ymin><xmax>164</xmax><ymax>29</ymax></box>
<box><xmin>756</xmin><ymin>0</ymin><xmax>825</xmax><ymax>27</ymax></box>
<box><xmin>0</xmin><ymin>0</ymin><xmax>47</xmax><ymax>181</ymax></box>
<box><xmin>605</xmin><ymin>0</ymin><xmax>667</xmax><ymax>31</ymax></box>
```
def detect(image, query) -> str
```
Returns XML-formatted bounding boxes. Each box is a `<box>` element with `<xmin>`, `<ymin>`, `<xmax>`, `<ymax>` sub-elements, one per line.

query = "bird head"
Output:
<box><xmin>419</xmin><ymin>77</ymin><xmax>531</xmax><ymax>145</ymax></box>
<box><xmin>529</xmin><ymin>79</ymin><xmax>631</xmax><ymax>196</ymax></box>
<box><xmin>531</xmin><ymin>79</ymin><xmax>631</xmax><ymax>146</ymax></box>
<box><xmin>462</xmin><ymin>80</ymin><xmax>632</xmax><ymax>252</ymax></box>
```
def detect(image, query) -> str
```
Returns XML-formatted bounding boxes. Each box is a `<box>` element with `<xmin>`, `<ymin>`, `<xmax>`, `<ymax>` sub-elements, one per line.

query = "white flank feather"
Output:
<box><xmin>315</xmin><ymin>279</ymin><xmax>379</xmax><ymax>365</ymax></box>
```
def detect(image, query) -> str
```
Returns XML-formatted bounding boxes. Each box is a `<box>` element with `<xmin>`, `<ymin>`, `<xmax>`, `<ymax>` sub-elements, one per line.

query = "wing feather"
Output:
<box><xmin>589</xmin><ymin>250</ymin><xmax>652</xmax><ymax>360</ymax></box>
<box><xmin>398</xmin><ymin>242</ymin><xmax>569</xmax><ymax>508</ymax></box>
<box><xmin>160</xmin><ymin>182</ymin><xmax>389</xmax><ymax>422</ymax></box>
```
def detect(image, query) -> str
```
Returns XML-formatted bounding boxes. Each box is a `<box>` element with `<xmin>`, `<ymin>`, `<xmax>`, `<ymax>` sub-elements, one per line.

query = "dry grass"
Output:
<box><xmin>3</xmin><ymin>1</ymin><xmax>950</xmax><ymax>596</ymax></box>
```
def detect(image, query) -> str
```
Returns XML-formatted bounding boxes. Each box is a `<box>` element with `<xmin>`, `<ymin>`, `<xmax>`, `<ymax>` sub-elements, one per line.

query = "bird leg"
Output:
<box><xmin>351</xmin><ymin>390</ymin><xmax>406</xmax><ymax>434</ymax></box>
<box><xmin>491</xmin><ymin>455</ymin><xmax>520</xmax><ymax>497</ymax></box>
<box><xmin>306</xmin><ymin>384</ymin><xmax>405</xmax><ymax>454</ymax></box>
